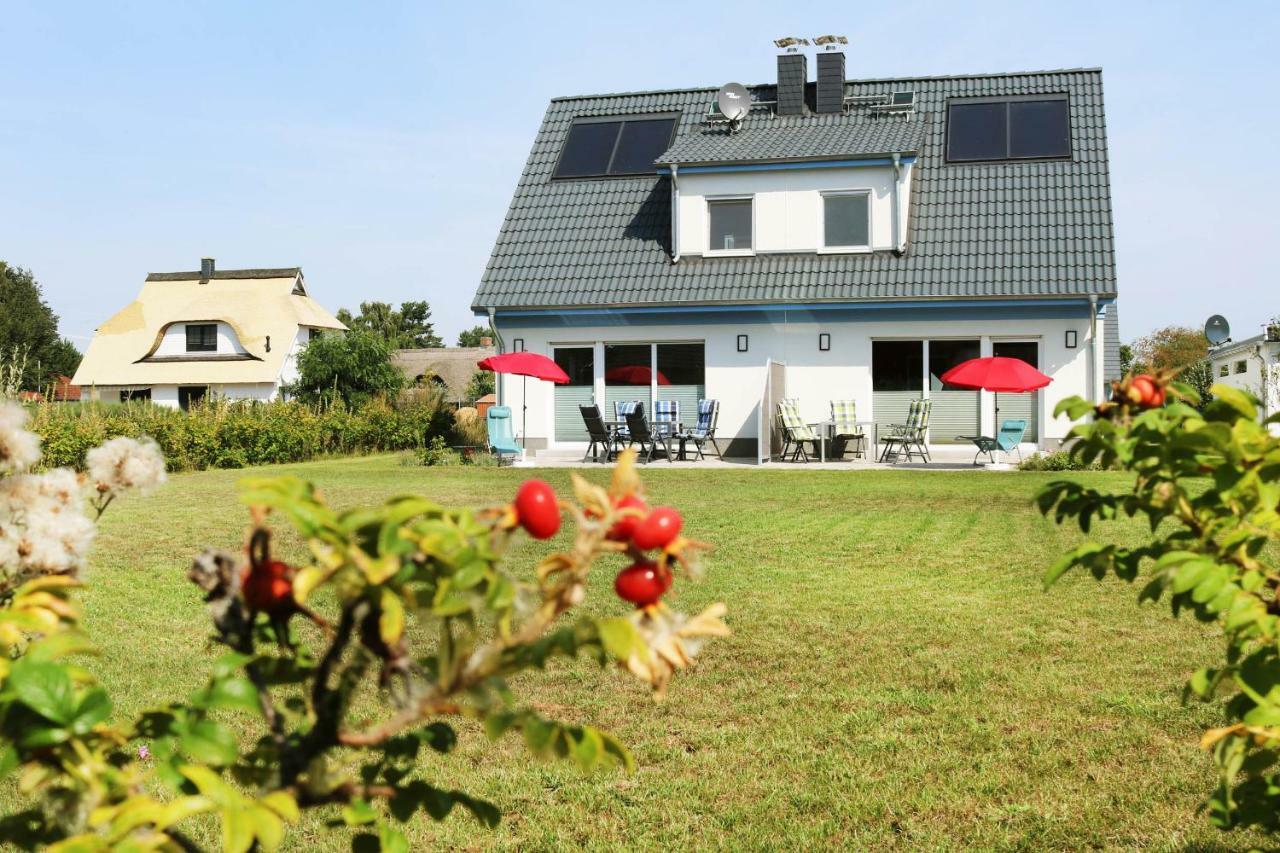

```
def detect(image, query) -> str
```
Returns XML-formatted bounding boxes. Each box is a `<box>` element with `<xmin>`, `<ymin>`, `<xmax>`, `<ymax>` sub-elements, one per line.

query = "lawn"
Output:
<box><xmin>9</xmin><ymin>454</ymin><xmax>1263</xmax><ymax>850</ymax></box>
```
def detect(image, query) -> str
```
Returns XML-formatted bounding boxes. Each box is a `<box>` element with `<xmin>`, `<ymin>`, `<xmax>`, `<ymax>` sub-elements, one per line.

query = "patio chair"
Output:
<box><xmin>654</xmin><ymin>400</ymin><xmax>679</xmax><ymax>438</ymax></box>
<box><xmin>580</xmin><ymin>404</ymin><xmax>622</xmax><ymax>463</ymax></box>
<box><xmin>680</xmin><ymin>399</ymin><xmax>721</xmax><ymax>460</ymax></box>
<box><xmin>614</xmin><ymin>400</ymin><xmax>642</xmax><ymax>442</ymax></box>
<box><xmin>485</xmin><ymin>406</ymin><xmax>520</xmax><ymax>465</ymax></box>
<box><xmin>878</xmin><ymin>399</ymin><xmax>932</xmax><ymax>463</ymax></box>
<box><xmin>776</xmin><ymin>399</ymin><xmax>821</xmax><ymax>463</ymax></box>
<box><xmin>956</xmin><ymin>419</ymin><xmax>1028</xmax><ymax>465</ymax></box>
<box><xmin>625</xmin><ymin>407</ymin><xmax>674</xmax><ymax>463</ymax></box>
<box><xmin>829</xmin><ymin>399</ymin><xmax>867</xmax><ymax>460</ymax></box>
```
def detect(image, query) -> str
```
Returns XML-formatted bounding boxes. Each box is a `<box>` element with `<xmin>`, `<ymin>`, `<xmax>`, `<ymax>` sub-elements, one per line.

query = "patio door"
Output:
<box><xmin>928</xmin><ymin>340</ymin><xmax>980</xmax><ymax>443</ymax></box>
<box><xmin>552</xmin><ymin>347</ymin><xmax>594</xmax><ymax>441</ymax></box>
<box><xmin>993</xmin><ymin>341</ymin><xmax>1039</xmax><ymax>441</ymax></box>
<box><xmin>604</xmin><ymin>344</ymin><xmax>652</xmax><ymax>420</ymax></box>
<box><xmin>872</xmin><ymin>341</ymin><xmax>922</xmax><ymax>432</ymax></box>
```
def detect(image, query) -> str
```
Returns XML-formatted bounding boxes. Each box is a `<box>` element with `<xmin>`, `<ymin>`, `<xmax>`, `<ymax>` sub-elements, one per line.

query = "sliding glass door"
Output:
<box><xmin>928</xmin><ymin>340</ymin><xmax>980</xmax><ymax>443</ymax></box>
<box><xmin>872</xmin><ymin>341</ymin><xmax>923</xmax><ymax>432</ymax></box>
<box><xmin>552</xmin><ymin>347</ymin><xmax>594</xmax><ymax>441</ymax></box>
<box><xmin>993</xmin><ymin>341</ymin><xmax>1039</xmax><ymax>440</ymax></box>
<box><xmin>872</xmin><ymin>338</ymin><xmax>980</xmax><ymax>443</ymax></box>
<box><xmin>604</xmin><ymin>344</ymin><xmax>651</xmax><ymax>421</ymax></box>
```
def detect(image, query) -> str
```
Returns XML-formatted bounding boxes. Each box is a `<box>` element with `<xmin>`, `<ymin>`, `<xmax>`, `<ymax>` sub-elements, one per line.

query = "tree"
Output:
<box><xmin>337</xmin><ymin>301</ymin><xmax>443</xmax><ymax>349</ymax></box>
<box><xmin>1118</xmin><ymin>343</ymin><xmax>1134</xmax><ymax>376</ymax></box>
<box><xmin>465</xmin><ymin>369</ymin><xmax>495</xmax><ymax>402</ymax></box>
<box><xmin>456</xmin><ymin>325</ymin><xmax>493</xmax><ymax>348</ymax></box>
<box><xmin>0</xmin><ymin>262</ymin><xmax>81</xmax><ymax>390</ymax></box>
<box><xmin>290</xmin><ymin>330</ymin><xmax>405</xmax><ymax>406</ymax></box>
<box><xmin>1130</xmin><ymin>325</ymin><xmax>1213</xmax><ymax>407</ymax></box>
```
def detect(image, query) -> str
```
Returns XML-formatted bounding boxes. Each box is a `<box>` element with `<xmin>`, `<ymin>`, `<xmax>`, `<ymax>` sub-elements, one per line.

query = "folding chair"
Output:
<box><xmin>485</xmin><ymin>406</ymin><xmax>520</xmax><ymax>465</ymax></box>
<box><xmin>879</xmin><ymin>399</ymin><xmax>932</xmax><ymax>463</ymax></box>
<box><xmin>625</xmin><ymin>407</ymin><xmax>674</xmax><ymax>463</ymax></box>
<box><xmin>957</xmin><ymin>419</ymin><xmax>1028</xmax><ymax>465</ymax></box>
<box><xmin>829</xmin><ymin>399</ymin><xmax>867</xmax><ymax>460</ymax></box>
<box><xmin>777</xmin><ymin>399</ymin><xmax>820</xmax><ymax>463</ymax></box>
<box><xmin>580</xmin><ymin>404</ymin><xmax>622</xmax><ymax>462</ymax></box>
<box><xmin>680</xmin><ymin>399</ymin><xmax>721</xmax><ymax>460</ymax></box>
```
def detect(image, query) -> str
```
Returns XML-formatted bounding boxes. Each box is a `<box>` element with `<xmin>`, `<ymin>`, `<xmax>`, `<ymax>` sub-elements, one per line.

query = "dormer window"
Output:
<box><xmin>946</xmin><ymin>95</ymin><xmax>1070</xmax><ymax>162</ymax></box>
<box><xmin>552</xmin><ymin>115</ymin><xmax>678</xmax><ymax>179</ymax></box>
<box><xmin>185</xmin><ymin>324</ymin><xmax>217</xmax><ymax>352</ymax></box>
<box><xmin>822</xmin><ymin>192</ymin><xmax>871</xmax><ymax>251</ymax></box>
<box><xmin>708</xmin><ymin>197</ymin><xmax>753</xmax><ymax>253</ymax></box>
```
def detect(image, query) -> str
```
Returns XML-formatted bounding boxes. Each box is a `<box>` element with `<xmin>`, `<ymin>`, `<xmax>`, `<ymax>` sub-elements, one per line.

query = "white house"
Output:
<box><xmin>1208</xmin><ymin>319</ymin><xmax>1280</xmax><ymax>427</ymax></box>
<box><xmin>73</xmin><ymin>259</ymin><xmax>346</xmax><ymax>408</ymax></box>
<box><xmin>471</xmin><ymin>48</ymin><xmax>1121</xmax><ymax>458</ymax></box>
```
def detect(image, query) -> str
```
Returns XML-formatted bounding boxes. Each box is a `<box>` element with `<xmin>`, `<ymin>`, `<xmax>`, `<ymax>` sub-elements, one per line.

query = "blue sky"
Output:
<box><xmin>2</xmin><ymin>1</ymin><xmax>1277</xmax><ymax>348</ymax></box>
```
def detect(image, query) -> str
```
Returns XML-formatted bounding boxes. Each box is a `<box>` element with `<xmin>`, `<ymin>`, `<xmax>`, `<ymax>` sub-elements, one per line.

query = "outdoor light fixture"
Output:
<box><xmin>1065</xmin><ymin>330</ymin><xmax>1078</xmax><ymax>348</ymax></box>
<box><xmin>737</xmin><ymin>334</ymin><xmax>749</xmax><ymax>352</ymax></box>
<box><xmin>513</xmin><ymin>338</ymin><xmax>525</xmax><ymax>352</ymax></box>
<box><xmin>819</xmin><ymin>333</ymin><xmax>831</xmax><ymax>352</ymax></box>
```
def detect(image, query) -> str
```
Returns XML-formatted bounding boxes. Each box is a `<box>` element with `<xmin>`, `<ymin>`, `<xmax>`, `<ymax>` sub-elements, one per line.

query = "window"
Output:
<box><xmin>823</xmin><ymin>193</ymin><xmax>870</xmax><ymax>249</ymax></box>
<box><xmin>308</xmin><ymin>328</ymin><xmax>322</xmax><ymax>342</ymax></box>
<box><xmin>178</xmin><ymin>385</ymin><xmax>207</xmax><ymax>411</ymax></box>
<box><xmin>186</xmin><ymin>323</ymin><xmax>217</xmax><ymax>352</ymax></box>
<box><xmin>947</xmin><ymin>96</ymin><xmax>1070</xmax><ymax>162</ymax></box>
<box><xmin>120</xmin><ymin>388</ymin><xmax>151</xmax><ymax>403</ymax></box>
<box><xmin>553</xmin><ymin>347</ymin><xmax>594</xmax><ymax>386</ymax></box>
<box><xmin>1220</xmin><ymin>363</ymin><xmax>1230</xmax><ymax>377</ymax></box>
<box><xmin>1235</xmin><ymin>360</ymin><xmax>1248</xmax><ymax>375</ymax></box>
<box><xmin>929</xmin><ymin>340</ymin><xmax>981</xmax><ymax>390</ymax></box>
<box><xmin>872</xmin><ymin>341</ymin><xmax>923</xmax><ymax>392</ymax></box>
<box><xmin>552</xmin><ymin>115</ymin><xmax>678</xmax><ymax>179</ymax></box>
<box><xmin>708</xmin><ymin>198</ymin><xmax>752</xmax><ymax>252</ymax></box>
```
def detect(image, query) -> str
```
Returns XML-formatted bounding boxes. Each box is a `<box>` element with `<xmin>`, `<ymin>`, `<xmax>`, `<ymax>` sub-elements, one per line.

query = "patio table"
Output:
<box><xmin>807</xmin><ymin>421</ymin><xmax>879</xmax><ymax>462</ymax></box>
<box><xmin>605</xmin><ymin>420</ymin><xmax>686</xmax><ymax>459</ymax></box>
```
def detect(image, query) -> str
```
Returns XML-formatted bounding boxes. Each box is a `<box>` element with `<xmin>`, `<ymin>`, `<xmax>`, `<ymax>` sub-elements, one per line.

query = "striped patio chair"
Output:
<box><xmin>829</xmin><ymin>399</ymin><xmax>867</xmax><ymax>459</ymax></box>
<box><xmin>653</xmin><ymin>400</ymin><xmax>679</xmax><ymax>438</ymax></box>
<box><xmin>777</xmin><ymin>399</ymin><xmax>820</xmax><ymax>463</ymax></box>
<box><xmin>878</xmin><ymin>399</ymin><xmax>932</xmax><ymax>463</ymax></box>
<box><xmin>680</xmin><ymin>399</ymin><xmax>721</xmax><ymax>459</ymax></box>
<box><xmin>614</xmin><ymin>400</ymin><xmax>642</xmax><ymax>441</ymax></box>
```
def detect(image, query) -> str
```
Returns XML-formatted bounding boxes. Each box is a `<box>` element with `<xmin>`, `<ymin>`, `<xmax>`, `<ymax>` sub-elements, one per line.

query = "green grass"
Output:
<box><xmin>11</xmin><ymin>455</ymin><xmax>1266</xmax><ymax>850</ymax></box>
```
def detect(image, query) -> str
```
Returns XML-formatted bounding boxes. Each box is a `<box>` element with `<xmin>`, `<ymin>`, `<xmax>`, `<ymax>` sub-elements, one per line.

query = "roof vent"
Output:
<box><xmin>773</xmin><ymin>37</ymin><xmax>809</xmax><ymax>116</ymax></box>
<box><xmin>814</xmin><ymin>36</ymin><xmax>847</xmax><ymax>114</ymax></box>
<box><xmin>200</xmin><ymin>257</ymin><xmax>215</xmax><ymax>282</ymax></box>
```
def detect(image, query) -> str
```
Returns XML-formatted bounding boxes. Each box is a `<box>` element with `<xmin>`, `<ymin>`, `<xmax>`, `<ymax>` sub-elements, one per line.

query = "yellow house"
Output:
<box><xmin>72</xmin><ymin>259</ymin><xmax>346</xmax><ymax>408</ymax></box>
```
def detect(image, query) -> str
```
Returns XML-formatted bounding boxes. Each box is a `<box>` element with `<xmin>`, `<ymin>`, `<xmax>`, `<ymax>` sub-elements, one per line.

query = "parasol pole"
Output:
<box><xmin>521</xmin><ymin>374</ymin><xmax>528</xmax><ymax>460</ymax></box>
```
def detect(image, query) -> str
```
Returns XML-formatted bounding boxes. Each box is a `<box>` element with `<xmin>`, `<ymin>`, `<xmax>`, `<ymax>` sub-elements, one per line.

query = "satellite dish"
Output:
<box><xmin>716</xmin><ymin>83</ymin><xmax>751</xmax><ymax>122</ymax></box>
<box><xmin>1205</xmin><ymin>314</ymin><xmax>1231</xmax><ymax>346</ymax></box>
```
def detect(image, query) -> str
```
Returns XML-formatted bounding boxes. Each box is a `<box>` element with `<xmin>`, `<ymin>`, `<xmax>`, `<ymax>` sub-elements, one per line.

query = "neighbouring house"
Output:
<box><xmin>51</xmin><ymin>375</ymin><xmax>80</xmax><ymax>402</ymax></box>
<box><xmin>392</xmin><ymin>343</ymin><xmax>495</xmax><ymax>404</ymax></box>
<box><xmin>1208</xmin><ymin>319</ymin><xmax>1280</xmax><ymax>426</ymax></box>
<box><xmin>471</xmin><ymin>45</ymin><xmax>1120</xmax><ymax>458</ymax></box>
<box><xmin>73</xmin><ymin>259</ymin><xmax>346</xmax><ymax>409</ymax></box>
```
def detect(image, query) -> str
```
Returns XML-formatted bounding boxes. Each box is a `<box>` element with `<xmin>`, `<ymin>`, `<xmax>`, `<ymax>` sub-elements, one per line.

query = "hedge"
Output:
<box><xmin>26</xmin><ymin>394</ymin><xmax>455</xmax><ymax>471</ymax></box>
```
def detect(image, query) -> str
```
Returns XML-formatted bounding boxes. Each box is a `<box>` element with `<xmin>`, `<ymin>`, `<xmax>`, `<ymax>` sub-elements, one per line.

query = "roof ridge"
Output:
<box><xmin>146</xmin><ymin>268</ymin><xmax>301</xmax><ymax>282</ymax></box>
<box><xmin>548</xmin><ymin>67</ymin><xmax>1103</xmax><ymax>102</ymax></box>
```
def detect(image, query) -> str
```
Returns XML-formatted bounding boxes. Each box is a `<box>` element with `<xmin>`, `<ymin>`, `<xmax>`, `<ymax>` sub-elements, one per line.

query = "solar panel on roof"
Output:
<box><xmin>552</xmin><ymin>116</ymin><xmax>676</xmax><ymax>179</ymax></box>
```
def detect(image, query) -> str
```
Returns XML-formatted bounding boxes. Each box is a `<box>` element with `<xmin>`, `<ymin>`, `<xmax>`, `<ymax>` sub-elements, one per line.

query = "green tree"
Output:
<box><xmin>1131</xmin><ymin>325</ymin><xmax>1213</xmax><ymax>407</ymax></box>
<box><xmin>337</xmin><ymin>301</ymin><xmax>443</xmax><ymax>349</ymax></box>
<box><xmin>0</xmin><ymin>262</ymin><xmax>81</xmax><ymax>390</ymax></box>
<box><xmin>465</xmin><ymin>369</ymin><xmax>495</xmax><ymax>402</ymax></box>
<box><xmin>456</xmin><ymin>325</ymin><xmax>493</xmax><ymax>348</ymax></box>
<box><xmin>290</xmin><ymin>330</ymin><xmax>404</xmax><ymax>406</ymax></box>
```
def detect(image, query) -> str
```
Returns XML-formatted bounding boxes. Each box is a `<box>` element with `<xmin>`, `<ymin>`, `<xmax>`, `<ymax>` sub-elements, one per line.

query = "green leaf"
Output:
<box><xmin>379</xmin><ymin>822</ymin><xmax>410</xmax><ymax>853</ymax></box>
<box><xmin>204</xmin><ymin>676</ymin><xmax>261</xmax><ymax>716</ymax></box>
<box><xmin>0</xmin><ymin>743</ymin><xmax>18</xmax><ymax>780</ymax></box>
<box><xmin>8</xmin><ymin>660</ymin><xmax>77</xmax><ymax>725</ymax></box>
<box><xmin>379</xmin><ymin>588</ymin><xmax>405</xmax><ymax>647</ymax></box>
<box><xmin>179</xmin><ymin>718</ymin><xmax>239</xmax><ymax>767</ymax></box>
<box><xmin>596</xmin><ymin>618</ymin><xmax>639</xmax><ymax>661</ymax></box>
<box><xmin>343</xmin><ymin>798</ymin><xmax>378</xmax><ymax>827</ymax></box>
<box><xmin>1171</xmin><ymin>558</ymin><xmax>1214</xmax><ymax>594</ymax></box>
<box><xmin>211</xmin><ymin>652</ymin><xmax>254</xmax><ymax>679</ymax></box>
<box><xmin>570</xmin><ymin>726</ymin><xmax>603</xmax><ymax>768</ymax></box>
<box><xmin>70</xmin><ymin>688</ymin><xmax>112</xmax><ymax>735</ymax></box>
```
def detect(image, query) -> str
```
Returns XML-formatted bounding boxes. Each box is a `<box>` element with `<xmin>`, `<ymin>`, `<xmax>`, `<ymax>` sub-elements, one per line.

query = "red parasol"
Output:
<box><xmin>604</xmin><ymin>365</ymin><xmax>671</xmax><ymax>386</ymax></box>
<box><xmin>939</xmin><ymin>356</ymin><xmax>1051</xmax><ymax>393</ymax></box>
<box><xmin>477</xmin><ymin>352</ymin><xmax>570</xmax><ymax>458</ymax></box>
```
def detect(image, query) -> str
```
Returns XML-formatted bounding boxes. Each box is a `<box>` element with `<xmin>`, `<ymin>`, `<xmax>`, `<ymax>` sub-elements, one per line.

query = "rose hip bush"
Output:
<box><xmin>1040</xmin><ymin>372</ymin><xmax>1280</xmax><ymax>834</ymax></box>
<box><xmin>0</xmin><ymin>406</ymin><xmax>727</xmax><ymax>852</ymax></box>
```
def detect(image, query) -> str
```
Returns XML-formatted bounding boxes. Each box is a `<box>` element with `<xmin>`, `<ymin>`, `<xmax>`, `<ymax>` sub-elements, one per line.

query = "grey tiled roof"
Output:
<box><xmin>473</xmin><ymin>68</ymin><xmax>1117</xmax><ymax>310</ymax></box>
<box><xmin>655</xmin><ymin>112</ymin><xmax>924</xmax><ymax>166</ymax></box>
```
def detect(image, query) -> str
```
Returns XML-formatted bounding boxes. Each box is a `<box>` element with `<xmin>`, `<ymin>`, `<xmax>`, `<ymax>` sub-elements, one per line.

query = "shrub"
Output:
<box><xmin>25</xmin><ymin>392</ymin><xmax>453</xmax><ymax>472</ymax></box>
<box><xmin>1018</xmin><ymin>449</ymin><xmax>1103</xmax><ymax>471</ymax></box>
<box><xmin>0</xmin><ymin>414</ymin><xmax>728</xmax><ymax>849</ymax></box>
<box><xmin>1039</xmin><ymin>372</ymin><xmax>1280</xmax><ymax>836</ymax></box>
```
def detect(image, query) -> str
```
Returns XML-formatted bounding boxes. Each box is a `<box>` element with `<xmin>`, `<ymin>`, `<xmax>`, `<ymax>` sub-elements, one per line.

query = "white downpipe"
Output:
<box><xmin>891</xmin><ymin>154</ymin><xmax>903</xmax><ymax>254</ymax></box>
<box><xmin>1088</xmin><ymin>295</ymin><xmax>1099</xmax><ymax>404</ymax></box>
<box><xmin>670</xmin><ymin>164</ymin><xmax>681</xmax><ymax>263</ymax></box>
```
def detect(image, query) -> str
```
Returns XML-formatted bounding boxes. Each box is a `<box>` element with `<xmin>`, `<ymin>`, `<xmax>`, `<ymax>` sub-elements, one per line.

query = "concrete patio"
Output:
<box><xmin>513</xmin><ymin>443</ymin><xmax>1027</xmax><ymax>471</ymax></box>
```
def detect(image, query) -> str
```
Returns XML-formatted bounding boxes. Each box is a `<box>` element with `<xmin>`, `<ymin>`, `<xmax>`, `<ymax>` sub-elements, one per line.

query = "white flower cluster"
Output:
<box><xmin>86</xmin><ymin>436</ymin><xmax>167</xmax><ymax>497</ymax></box>
<box><xmin>0</xmin><ymin>403</ymin><xmax>40</xmax><ymax>474</ymax></box>
<box><xmin>0</xmin><ymin>403</ymin><xmax>168</xmax><ymax>580</ymax></box>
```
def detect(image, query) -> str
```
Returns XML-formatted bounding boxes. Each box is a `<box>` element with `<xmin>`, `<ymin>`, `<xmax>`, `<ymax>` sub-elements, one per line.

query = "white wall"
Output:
<box><xmin>89</xmin><ymin>383</ymin><xmax>279</xmax><ymax>408</ymax></box>
<box><xmin>1210</xmin><ymin>342</ymin><xmax>1280</xmax><ymax>427</ymax></box>
<box><xmin>279</xmin><ymin>327</ymin><xmax>316</xmax><ymax>387</ymax></box>
<box><xmin>153</xmin><ymin>322</ymin><xmax>248</xmax><ymax>356</ymax></box>
<box><xmin>498</xmin><ymin>310</ymin><xmax>1099</xmax><ymax>454</ymax></box>
<box><xmin>676</xmin><ymin>163</ymin><xmax>913</xmax><ymax>257</ymax></box>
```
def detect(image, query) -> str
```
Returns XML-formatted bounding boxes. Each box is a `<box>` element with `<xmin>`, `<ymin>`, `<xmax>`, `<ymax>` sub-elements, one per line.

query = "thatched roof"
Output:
<box><xmin>393</xmin><ymin>346</ymin><xmax>495</xmax><ymax>401</ymax></box>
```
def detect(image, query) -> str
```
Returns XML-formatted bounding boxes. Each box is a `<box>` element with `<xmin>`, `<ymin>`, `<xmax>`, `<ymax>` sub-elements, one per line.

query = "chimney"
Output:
<box><xmin>815</xmin><ymin>48</ymin><xmax>845</xmax><ymax>114</ymax></box>
<box><xmin>479</xmin><ymin>336</ymin><xmax>494</xmax><ymax>348</ymax></box>
<box><xmin>776</xmin><ymin>53</ymin><xmax>807</xmax><ymax>116</ymax></box>
<box><xmin>200</xmin><ymin>257</ymin><xmax>215</xmax><ymax>282</ymax></box>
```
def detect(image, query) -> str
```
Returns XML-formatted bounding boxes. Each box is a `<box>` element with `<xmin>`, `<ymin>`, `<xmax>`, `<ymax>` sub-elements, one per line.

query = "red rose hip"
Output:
<box><xmin>514</xmin><ymin>479</ymin><xmax>560</xmax><ymax>539</ymax></box>
<box><xmin>614</xmin><ymin>561</ymin><xmax>671</xmax><ymax>607</ymax></box>
<box><xmin>1129</xmin><ymin>374</ymin><xmax>1165</xmax><ymax>408</ymax></box>
<box><xmin>632</xmin><ymin>506</ymin><xmax>683</xmax><ymax>551</ymax></box>
<box><xmin>243</xmin><ymin>559</ymin><xmax>295</xmax><ymax>614</ymax></box>
<box><xmin>607</xmin><ymin>493</ymin><xmax>649</xmax><ymax>542</ymax></box>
